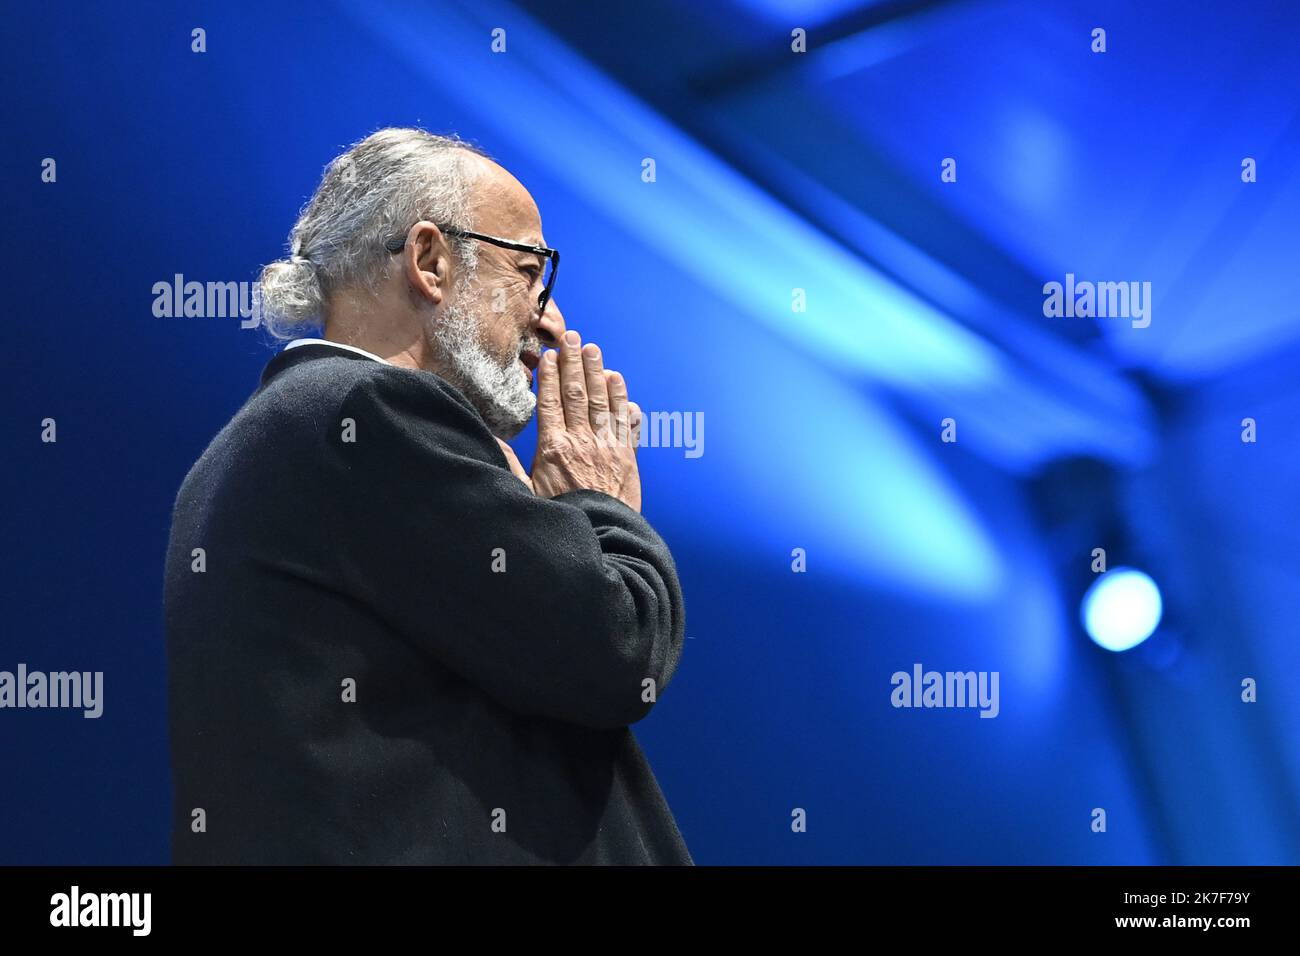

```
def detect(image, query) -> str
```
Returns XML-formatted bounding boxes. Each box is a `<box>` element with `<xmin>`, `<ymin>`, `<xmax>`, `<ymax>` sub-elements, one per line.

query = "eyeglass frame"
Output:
<box><xmin>384</xmin><ymin>224</ymin><xmax>560</xmax><ymax>314</ymax></box>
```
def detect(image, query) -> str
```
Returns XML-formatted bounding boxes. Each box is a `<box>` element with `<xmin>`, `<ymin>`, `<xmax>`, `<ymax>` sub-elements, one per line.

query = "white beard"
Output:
<box><xmin>429</xmin><ymin>277</ymin><xmax>538</xmax><ymax>440</ymax></box>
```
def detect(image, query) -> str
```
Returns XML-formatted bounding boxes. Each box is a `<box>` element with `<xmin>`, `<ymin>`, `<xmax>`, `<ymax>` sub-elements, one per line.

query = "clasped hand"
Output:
<box><xmin>495</xmin><ymin>330</ymin><xmax>642</xmax><ymax>513</ymax></box>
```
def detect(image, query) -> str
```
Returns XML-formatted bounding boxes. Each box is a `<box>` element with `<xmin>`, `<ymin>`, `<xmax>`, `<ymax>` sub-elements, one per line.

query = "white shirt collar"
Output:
<box><xmin>283</xmin><ymin>338</ymin><xmax>391</xmax><ymax>365</ymax></box>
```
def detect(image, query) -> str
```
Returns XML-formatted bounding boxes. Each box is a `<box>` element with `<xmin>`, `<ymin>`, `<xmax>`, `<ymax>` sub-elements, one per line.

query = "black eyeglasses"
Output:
<box><xmin>384</xmin><ymin>224</ymin><xmax>560</xmax><ymax>314</ymax></box>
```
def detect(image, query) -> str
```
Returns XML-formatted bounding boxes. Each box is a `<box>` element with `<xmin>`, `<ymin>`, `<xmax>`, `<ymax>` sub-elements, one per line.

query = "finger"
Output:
<box><xmin>494</xmin><ymin>437</ymin><xmax>533</xmax><ymax>491</ymax></box>
<box><xmin>628</xmin><ymin>401</ymin><xmax>643</xmax><ymax>450</ymax></box>
<box><xmin>493</xmin><ymin>436</ymin><xmax>523</xmax><ymax>473</ymax></box>
<box><xmin>583</xmin><ymin>343</ymin><xmax>611</xmax><ymax>439</ymax></box>
<box><xmin>559</xmin><ymin>330</ymin><xmax>588</xmax><ymax>430</ymax></box>
<box><xmin>536</xmin><ymin>348</ymin><xmax>565</xmax><ymax>434</ymax></box>
<box><xmin>605</xmin><ymin>370</ymin><xmax>629</xmax><ymax>448</ymax></box>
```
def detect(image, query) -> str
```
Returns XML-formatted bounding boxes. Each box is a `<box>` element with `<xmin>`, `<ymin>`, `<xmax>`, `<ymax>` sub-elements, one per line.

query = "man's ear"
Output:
<box><xmin>403</xmin><ymin>221</ymin><xmax>451</xmax><ymax>306</ymax></box>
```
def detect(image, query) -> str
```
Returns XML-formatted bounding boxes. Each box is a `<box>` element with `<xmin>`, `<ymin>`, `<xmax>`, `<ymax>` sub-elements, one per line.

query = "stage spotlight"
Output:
<box><xmin>1081</xmin><ymin>568</ymin><xmax>1163</xmax><ymax>652</ymax></box>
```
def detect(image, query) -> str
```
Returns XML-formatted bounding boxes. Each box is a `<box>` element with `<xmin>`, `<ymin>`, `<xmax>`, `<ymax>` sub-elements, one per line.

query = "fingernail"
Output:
<box><xmin>564</xmin><ymin>330</ymin><xmax>579</xmax><ymax>346</ymax></box>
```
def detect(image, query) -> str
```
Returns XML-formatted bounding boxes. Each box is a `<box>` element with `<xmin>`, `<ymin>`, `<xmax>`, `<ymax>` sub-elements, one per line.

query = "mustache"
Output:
<box><xmin>517</xmin><ymin>336</ymin><xmax>542</xmax><ymax>361</ymax></box>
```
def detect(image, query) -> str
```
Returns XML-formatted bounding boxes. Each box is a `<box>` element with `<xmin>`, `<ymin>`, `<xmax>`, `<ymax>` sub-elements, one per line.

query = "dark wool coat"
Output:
<box><xmin>164</xmin><ymin>343</ymin><xmax>691</xmax><ymax>864</ymax></box>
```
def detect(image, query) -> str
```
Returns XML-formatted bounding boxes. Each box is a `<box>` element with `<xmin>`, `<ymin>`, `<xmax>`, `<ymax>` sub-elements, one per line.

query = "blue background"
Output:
<box><xmin>2</xmin><ymin>0</ymin><xmax>1298</xmax><ymax>863</ymax></box>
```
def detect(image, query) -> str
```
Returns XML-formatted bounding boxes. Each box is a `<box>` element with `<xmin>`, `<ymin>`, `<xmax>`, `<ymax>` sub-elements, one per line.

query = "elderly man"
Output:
<box><xmin>164</xmin><ymin>128</ymin><xmax>691</xmax><ymax>865</ymax></box>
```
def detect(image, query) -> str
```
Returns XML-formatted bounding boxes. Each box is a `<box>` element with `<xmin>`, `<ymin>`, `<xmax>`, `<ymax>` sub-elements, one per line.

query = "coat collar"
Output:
<box><xmin>260</xmin><ymin>340</ymin><xmax>385</xmax><ymax>387</ymax></box>
<box><xmin>257</xmin><ymin>340</ymin><xmax>490</xmax><ymax>431</ymax></box>
<box><xmin>283</xmin><ymin>338</ymin><xmax>390</xmax><ymax>364</ymax></box>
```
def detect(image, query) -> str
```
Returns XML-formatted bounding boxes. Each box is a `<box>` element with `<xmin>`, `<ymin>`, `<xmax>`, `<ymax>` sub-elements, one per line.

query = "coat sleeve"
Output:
<box><xmin>327</xmin><ymin>367</ymin><xmax>686</xmax><ymax>730</ymax></box>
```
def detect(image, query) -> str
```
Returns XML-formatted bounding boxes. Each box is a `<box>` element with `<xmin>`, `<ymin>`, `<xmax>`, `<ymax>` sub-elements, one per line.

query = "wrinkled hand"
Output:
<box><xmin>530</xmin><ymin>330</ymin><xmax>643</xmax><ymax>512</ymax></box>
<box><xmin>494</xmin><ymin>437</ymin><xmax>533</xmax><ymax>493</ymax></box>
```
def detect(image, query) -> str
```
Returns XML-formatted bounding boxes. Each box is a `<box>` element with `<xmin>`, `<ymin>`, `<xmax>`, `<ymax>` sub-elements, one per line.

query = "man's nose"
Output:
<box><xmin>534</xmin><ymin>297</ymin><xmax>566</xmax><ymax>348</ymax></box>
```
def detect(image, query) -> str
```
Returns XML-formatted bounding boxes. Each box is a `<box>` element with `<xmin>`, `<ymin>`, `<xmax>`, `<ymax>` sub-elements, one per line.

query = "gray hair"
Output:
<box><xmin>257</xmin><ymin>128</ymin><xmax>490</xmax><ymax>339</ymax></box>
